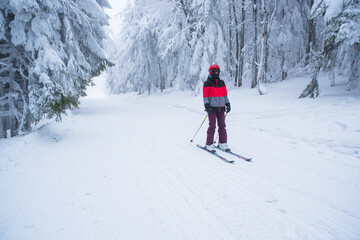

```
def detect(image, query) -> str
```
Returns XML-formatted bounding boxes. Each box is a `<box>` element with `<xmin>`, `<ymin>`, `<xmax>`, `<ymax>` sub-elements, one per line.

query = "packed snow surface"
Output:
<box><xmin>0</xmin><ymin>76</ymin><xmax>360</xmax><ymax>240</ymax></box>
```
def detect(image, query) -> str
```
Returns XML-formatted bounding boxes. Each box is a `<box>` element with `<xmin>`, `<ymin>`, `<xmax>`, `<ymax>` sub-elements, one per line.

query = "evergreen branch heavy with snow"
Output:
<box><xmin>0</xmin><ymin>0</ymin><xmax>112</xmax><ymax>138</ymax></box>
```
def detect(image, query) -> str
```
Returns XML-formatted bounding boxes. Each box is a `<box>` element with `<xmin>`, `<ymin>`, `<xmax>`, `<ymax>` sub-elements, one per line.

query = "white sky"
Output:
<box><xmin>105</xmin><ymin>0</ymin><xmax>128</xmax><ymax>35</ymax></box>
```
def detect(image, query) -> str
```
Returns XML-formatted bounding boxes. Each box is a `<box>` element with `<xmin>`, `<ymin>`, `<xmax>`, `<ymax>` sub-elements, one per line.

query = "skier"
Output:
<box><xmin>203</xmin><ymin>64</ymin><xmax>231</xmax><ymax>153</ymax></box>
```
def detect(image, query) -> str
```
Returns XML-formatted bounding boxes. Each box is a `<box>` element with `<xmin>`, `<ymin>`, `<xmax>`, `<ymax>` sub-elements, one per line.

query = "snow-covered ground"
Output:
<box><xmin>0</xmin><ymin>75</ymin><xmax>360</xmax><ymax>240</ymax></box>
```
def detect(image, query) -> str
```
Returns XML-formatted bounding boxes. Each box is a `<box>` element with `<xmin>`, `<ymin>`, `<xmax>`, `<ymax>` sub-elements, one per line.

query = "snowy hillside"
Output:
<box><xmin>0</xmin><ymin>76</ymin><xmax>359</xmax><ymax>240</ymax></box>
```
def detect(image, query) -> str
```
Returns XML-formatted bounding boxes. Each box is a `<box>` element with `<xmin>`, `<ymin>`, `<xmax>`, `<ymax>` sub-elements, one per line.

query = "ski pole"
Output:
<box><xmin>214</xmin><ymin>112</ymin><xmax>228</xmax><ymax>144</ymax></box>
<box><xmin>190</xmin><ymin>114</ymin><xmax>208</xmax><ymax>142</ymax></box>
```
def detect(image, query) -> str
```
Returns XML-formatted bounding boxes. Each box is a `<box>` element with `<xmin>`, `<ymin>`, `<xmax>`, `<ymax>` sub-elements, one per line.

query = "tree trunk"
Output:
<box><xmin>251</xmin><ymin>0</ymin><xmax>258</xmax><ymax>88</ymax></box>
<box><xmin>299</xmin><ymin>71</ymin><xmax>319</xmax><ymax>98</ymax></box>
<box><xmin>238</xmin><ymin>0</ymin><xmax>246</xmax><ymax>87</ymax></box>
<box><xmin>0</xmin><ymin>41</ymin><xmax>19</xmax><ymax>138</ymax></box>
<box><xmin>264</xmin><ymin>19</ymin><xmax>269</xmax><ymax>81</ymax></box>
<box><xmin>258</xmin><ymin>0</ymin><xmax>268</xmax><ymax>84</ymax></box>
<box><xmin>232</xmin><ymin>0</ymin><xmax>240</xmax><ymax>87</ymax></box>
<box><xmin>346</xmin><ymin>53</ymin><xmax>360</xmax><ymax>90</ymax></box>
<box><xmin>159</xmin><ymin>62</ymin><xmax>165</xmax><ymax>92</ymax></box>
<box><xmin>305</xmin><ymin>0</ymin><xmax>315</xmax><ymax>66</ymax></box>
<box><xmin>228</xmin><ymin>1</ymin><xmax>234</xmax><ymax>82</ymax></box>
<box><xmin>299</xmin><ymin>55</ymin><xmax>320</xmax><ymax>98</ymax></box>
<box><xmin>280</xmin><ymin>46</ymin><xmax>287</xmax><ymax>80</ymax></box>
<box><xmin>330</xmin><ymin>69</ymin><xmax>336</xmax><ymax>86</ymax></box>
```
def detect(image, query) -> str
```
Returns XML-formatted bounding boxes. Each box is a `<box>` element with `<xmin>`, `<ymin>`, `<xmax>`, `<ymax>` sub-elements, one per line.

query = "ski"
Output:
<box><xmin>216</xmin><ymin>146</ymin><xmax>252</xmax><ymax>162</ymax></box>
<box><xmin>197</xmin><ymin>144</ymin><xmax>234</xmax><ymax>164</ymax></box>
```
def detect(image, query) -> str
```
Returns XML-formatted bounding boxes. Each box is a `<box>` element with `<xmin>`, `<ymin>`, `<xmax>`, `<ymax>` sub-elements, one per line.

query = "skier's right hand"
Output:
<box><xmin>205</xmin><ymin>104</ymin><xmax>211</xmax><ymax>114</ymax></box>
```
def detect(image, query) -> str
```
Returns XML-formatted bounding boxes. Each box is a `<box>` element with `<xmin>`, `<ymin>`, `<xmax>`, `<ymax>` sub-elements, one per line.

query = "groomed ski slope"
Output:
<box><xmin>0</xmin><ymin>76</ymin><xmax>360</xmax><ymax>240</ymax></box>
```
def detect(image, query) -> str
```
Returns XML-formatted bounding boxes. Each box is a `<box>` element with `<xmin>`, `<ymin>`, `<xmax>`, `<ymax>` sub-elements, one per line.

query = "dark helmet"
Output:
<box><xmin>209</xmin><ymin>64</ymin><xmax>220</xmax><ymax>77</ymax></box>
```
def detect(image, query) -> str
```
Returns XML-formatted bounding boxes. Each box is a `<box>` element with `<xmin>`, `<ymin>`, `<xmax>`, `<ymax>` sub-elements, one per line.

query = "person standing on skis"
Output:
<box><xmin>203</xmin><ymin>64</ymin><xmax>231</xmax><ymax>153</ymax></box>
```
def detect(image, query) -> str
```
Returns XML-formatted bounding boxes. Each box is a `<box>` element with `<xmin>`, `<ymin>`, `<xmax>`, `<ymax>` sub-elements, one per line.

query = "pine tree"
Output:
<box><xmin>107</xmin><ymin>0</ymin><xmax>164</xmax><ymax>94</ymax></box>
<box><xmin>108</xmin><ymin>0</ymin><xmax>229</xmax><ymax>94</ymax></box>
<box><xmin>300</xmin><ymin>0</ymin><xmax>360</xmax><ymax>98</ymax></box>
<box><xmin>322</xmin><ymin>0</ymin><xmax>360</xmax><ymax>90</ymax></box>
<box><xmin>0</xmin><ymin>0</ymin><xmax>111</xmax><ymax>138</ymax></box>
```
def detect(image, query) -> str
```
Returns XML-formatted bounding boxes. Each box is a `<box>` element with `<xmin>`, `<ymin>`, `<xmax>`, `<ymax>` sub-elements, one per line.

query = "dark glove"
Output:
<box><xmin>226</xmin><ymin>103</ymin><xmax>231</xmax><ymax>113</ymax></box>
<box><xmin>204</xmin><ymin>104</ymin><xmax>212</xmax><ymax>114</ymax></box>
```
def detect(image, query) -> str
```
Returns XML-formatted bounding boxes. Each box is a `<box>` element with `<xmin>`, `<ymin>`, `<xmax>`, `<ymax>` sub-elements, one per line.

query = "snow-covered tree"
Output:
<box><xmin>108</xmin><ymin>0</ymin><xmax>229</xmax><ymax>95</ymax></box>
<box><xmin>300</xmin><ymin>0</ymin><xmax>360</xmax><ymax>98</ymax></box>
<box><xmin>0</xmin><ymin>0</ymin><xmax>111</xmax><ymax>138</ymax></box>
<box><xmin>107</xmin><ymin>0</ymin><xmax>164</xmax><ymax>94</ymax></box>
<box><xmin>320</xmin><ymin>0</ymin><xmax>360</xmax><ymax>90</ymax></box>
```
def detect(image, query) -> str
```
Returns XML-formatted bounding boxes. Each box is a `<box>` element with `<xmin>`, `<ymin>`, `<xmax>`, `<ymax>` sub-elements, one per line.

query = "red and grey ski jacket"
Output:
<box><xmin>203</xmin><ymin>76</ymin><xmax>230</xmax><ymax>113</ymax></box>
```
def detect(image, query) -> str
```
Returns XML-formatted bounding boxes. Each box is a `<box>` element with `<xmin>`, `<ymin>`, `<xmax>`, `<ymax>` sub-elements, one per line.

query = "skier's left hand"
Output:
<box><xmin>226</xmin><ymin>103</ymin><xmax>231</xmax><ymax>113</ymax></box>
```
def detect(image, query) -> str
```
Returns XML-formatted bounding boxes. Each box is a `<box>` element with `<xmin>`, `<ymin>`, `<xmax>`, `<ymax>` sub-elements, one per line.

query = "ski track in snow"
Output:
<box><xmin>0</xmin><ymin>77</ymin><xmax>360</xmax><ymax>240</ymax></box>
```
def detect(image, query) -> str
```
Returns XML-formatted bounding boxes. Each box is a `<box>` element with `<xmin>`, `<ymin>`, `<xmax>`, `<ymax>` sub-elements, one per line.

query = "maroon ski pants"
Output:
<box><xmin>206</xmin><ymin>111</ymin><xmax>227</xmax><ymax>145</ymax></box>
